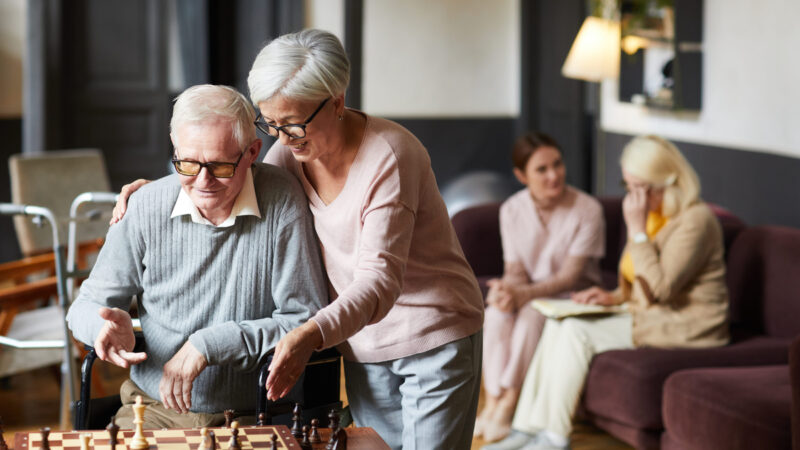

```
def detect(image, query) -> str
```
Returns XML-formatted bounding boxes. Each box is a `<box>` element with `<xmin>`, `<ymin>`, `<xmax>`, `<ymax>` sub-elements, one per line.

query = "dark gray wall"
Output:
<box><xmin>601</xmin><ymin>131</ymin><xmax>800</xmax><ymax>228</ymax></box>
<box><xmin>390</xmin><ymin>118</ymin><xmax>517</xmax><ymax>188</ymax></box>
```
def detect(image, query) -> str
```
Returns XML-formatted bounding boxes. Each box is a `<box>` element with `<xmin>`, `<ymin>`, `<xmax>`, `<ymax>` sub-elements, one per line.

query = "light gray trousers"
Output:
<box><xmin>344</xmin><ymin>332</ymin><xmax>482</xmax><ymax>450</ymax></box>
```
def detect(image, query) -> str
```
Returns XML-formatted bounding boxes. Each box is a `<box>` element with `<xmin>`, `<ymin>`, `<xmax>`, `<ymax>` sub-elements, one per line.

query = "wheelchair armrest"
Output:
<box><xmin>256</xmin><ymin>347</ymin><xmax>342</xmax><ymax>425</ymax></box>
<box><xmin>73</xmin><ymin>332</ymin><xmax>144</xmax><ymax>430</ymax></box>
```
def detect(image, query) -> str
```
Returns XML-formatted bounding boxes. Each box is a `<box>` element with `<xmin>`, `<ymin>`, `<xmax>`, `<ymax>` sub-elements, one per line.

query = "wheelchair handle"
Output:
<box><xmin>0</xmin><ymin>203</ymin><xmax>30</xmax><ymax>216</ymax></box>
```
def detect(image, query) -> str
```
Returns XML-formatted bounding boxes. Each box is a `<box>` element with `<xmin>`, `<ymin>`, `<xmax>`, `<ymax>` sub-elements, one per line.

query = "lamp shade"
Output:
<box><xmin>561</xmin><ymin>16</ymin><xmax>621</xmax><ymax>82</ymax></box>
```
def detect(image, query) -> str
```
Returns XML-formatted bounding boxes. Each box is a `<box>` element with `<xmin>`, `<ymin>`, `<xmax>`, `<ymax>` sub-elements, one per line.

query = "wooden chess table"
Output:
<box><xmin>12</xmin><ymin>425</ymin><xmax>389</xmax><ymax>450</ymax></box>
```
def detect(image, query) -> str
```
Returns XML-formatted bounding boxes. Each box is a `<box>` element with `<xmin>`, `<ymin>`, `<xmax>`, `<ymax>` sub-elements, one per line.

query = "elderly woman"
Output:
<box><xmin>476</xmin><ymin>132</ymin><xmax>604</xmax><ymax>442</ymax></box>
<box><xmin>113</xmin><ymin>29</ymin><xmax>483</xmax><ymax>449</ymax></box>
<box><xmin>484</xmin><ymin>135</ymin><xmax>729</xmax><ymax>450</ymax></box>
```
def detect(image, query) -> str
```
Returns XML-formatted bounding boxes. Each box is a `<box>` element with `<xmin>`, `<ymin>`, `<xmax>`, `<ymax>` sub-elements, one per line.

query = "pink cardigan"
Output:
<box><xmin>264</xmin><ymin>113</ymin><xmax>484</xmax><ymax>362</ymax></box>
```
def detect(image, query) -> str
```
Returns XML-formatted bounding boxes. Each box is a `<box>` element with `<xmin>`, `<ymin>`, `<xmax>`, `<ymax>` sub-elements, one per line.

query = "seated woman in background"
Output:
<box><xmin>476</xmin><ymin>132</ymin><xmax>605</xmax><ymax>442</ymax></box>
<box><xmin>483</xmin><ymin>135</ymin><xmax>730</xmax><ymax>450</ymax></box>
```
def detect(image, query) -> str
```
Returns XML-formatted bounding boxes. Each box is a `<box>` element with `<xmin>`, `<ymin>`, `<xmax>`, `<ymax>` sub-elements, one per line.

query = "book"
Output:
<box><xmin>531</xmin><ymin>298</ymin><xmax>627</xmax><ymax>319</ymax></box>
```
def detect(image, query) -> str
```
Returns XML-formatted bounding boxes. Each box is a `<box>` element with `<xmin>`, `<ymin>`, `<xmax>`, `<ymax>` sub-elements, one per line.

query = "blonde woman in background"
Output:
<box><xmin>477</xmin><ymin>132</ymin><xmax>604</xmax><ymax>443</ymax></box>
<box><xmin>484</xmin><ymin>135</ymin><xmax>729</xmax><ymax>450</ymax></box>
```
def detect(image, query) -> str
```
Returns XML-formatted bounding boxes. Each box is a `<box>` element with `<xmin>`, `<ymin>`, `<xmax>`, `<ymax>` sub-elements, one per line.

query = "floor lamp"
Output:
<box><xmin>561</xmin><ymin>15</ymin><xmax>620</xmax><ymax>196</ymax></box>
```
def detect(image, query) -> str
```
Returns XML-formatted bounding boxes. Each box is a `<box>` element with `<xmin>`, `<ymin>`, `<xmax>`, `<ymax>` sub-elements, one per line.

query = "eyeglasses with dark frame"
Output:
<box><xmin>172</xmin><ymin>150</ymin><xmax>246</xmax><ymax>178</ymax></box>
<box><xmin>254</xmin><ymin>97</ymin><xmax>330</xmax><ymax>139</ymax></box>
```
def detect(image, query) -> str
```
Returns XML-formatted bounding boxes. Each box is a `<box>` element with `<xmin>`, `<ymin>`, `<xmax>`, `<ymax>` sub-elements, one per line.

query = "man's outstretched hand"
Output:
<box><xmin>94</xmin><ymin>307</ymin><xmax>148</xmax><ymax>368</ymax></box>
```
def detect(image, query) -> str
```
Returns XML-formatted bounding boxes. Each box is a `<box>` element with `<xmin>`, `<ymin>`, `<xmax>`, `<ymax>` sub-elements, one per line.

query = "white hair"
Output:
<box><xmin>620</xmin><ymin>135</ymin><xmax>701</xmax><ymax>217</ymax></box>
<box><xmin>170</xmin><ymin>84</ymin><xmax>256</xmax><ymax>148</ymax></box>
<box><xmin>248</xmin><ymin>29</ymin><xmax>350</xmax><ymax>104</ymax></box>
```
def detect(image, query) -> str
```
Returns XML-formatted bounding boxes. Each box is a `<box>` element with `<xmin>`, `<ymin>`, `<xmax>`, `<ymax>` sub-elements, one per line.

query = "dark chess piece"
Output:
<box><xmin>326</xmin><ymin>408</ymin><xmax>342</xmax><ymax>450</ymax></box>
<box><xmin>331</xmin><ymin>428</ymin><xmax>347</xmax><ymax>450</ymax></box>
<box><xmin>309</xmin><ymin>418</ymin><xmax>321</xmax><ymax>444</ymax></box>
<box><xmin>300</xmin><ymin>425</ymin><xmax>312</xmax><ymax>450</ymax></box>
<box><xmin>327</xmin><ymin>408</ymin><xmax>339</xmax><ymax>430</ymax></box>
<box><xmin>257</xmin><ymin>412</ymin><xmax>266</xmax><ymax>426</ymax></box>
<box><xmin>291</xmin><ymin>403</ymin><xmax>303</xmax><ymax>438</ymax></box>
<box><xmin>269</xmin><ymin>433</ymin><xmax>278</xmax><ymax>450</ymax></box>
<box><xmin>224</xmin><ymin>409</ymin><xmax>235</xmax><ymax>428</ymax></box>
<box><xmin>106</xmin><ymin>416</ymin><xmax>120</xmax><ymax>450</ymax></box>
<box><xmin>0</xmin><ymin>417</ymin><xmax>8</xmax><ymax>450</ymax></box>
<box><xmin>41</xmin><ymin>427</ymin><xmax>51</xmax><ymax>450</ymax></box>
<box><xmin>208</xmin><ymin>430</ymin><xmax>217</xmax><ymax>450</ymax></box>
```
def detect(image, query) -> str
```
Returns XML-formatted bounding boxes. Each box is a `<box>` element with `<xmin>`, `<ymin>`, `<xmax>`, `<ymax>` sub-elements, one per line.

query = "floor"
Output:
<box><xmin>0</xmin><ymin>364</ymin><xmax>632</xmax><ymax>450</ymax></box>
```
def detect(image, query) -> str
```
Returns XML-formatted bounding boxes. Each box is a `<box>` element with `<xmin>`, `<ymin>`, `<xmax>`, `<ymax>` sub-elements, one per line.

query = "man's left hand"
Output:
<box><xmin>159</xmin><ymin>341</ymin><xmax>208</xmax><ymax>414</ymax></box>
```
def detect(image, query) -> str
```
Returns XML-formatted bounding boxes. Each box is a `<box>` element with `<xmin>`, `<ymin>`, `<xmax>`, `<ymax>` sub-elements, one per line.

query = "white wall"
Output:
<box><xmin>305</xmin><ymin>0</ymin><xmax>345</xmax><ymax>44</ymax></box>
<box><xmin>0</xmin><ymin>0</ymin><xmax>25</xmax><ymax>118</ymax></box>
<box><xmin>308</xmin><ymin>0</ymin><xmax>520</xmax><ymax>118</ymax></box>
<box><xmin>601</xmin><ymin>0</ymin><xmax>800</xmax><ymax>158</ymax></box>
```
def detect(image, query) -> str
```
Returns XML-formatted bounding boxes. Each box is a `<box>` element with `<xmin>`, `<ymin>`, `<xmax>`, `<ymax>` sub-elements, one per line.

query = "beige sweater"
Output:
<box><xmin>618</xmin><ymin>202</ymin><xmax>730</xmax><ymax>348</ymax></box>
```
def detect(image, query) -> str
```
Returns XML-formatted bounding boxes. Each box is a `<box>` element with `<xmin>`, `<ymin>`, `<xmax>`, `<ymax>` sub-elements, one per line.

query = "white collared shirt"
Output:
<box><xmin>170</xmin><ymin>168</ymin><xmax>261</xmax><ymax>227</ymax></box>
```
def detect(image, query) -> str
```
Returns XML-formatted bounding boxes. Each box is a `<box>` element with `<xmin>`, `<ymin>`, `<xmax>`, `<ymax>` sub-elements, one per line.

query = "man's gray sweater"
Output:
<box><xmin>67</xmin><ymin>163</ymin><xmax>327</xmax><ymax>413</ymax></box>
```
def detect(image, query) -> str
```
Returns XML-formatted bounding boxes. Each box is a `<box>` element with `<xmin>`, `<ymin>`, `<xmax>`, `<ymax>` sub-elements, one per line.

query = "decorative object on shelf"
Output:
<box><xmin>618</xmin><ymin>0</ymin><xmax>703</xmax><ymax>110</ymax></box>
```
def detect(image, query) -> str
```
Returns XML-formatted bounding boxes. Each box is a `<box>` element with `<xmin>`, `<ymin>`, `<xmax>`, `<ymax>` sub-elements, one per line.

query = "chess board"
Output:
<box><xmin>14</xmin><ymin>425</ymin><xmax>301</xmax><ymax>449</ymax></box>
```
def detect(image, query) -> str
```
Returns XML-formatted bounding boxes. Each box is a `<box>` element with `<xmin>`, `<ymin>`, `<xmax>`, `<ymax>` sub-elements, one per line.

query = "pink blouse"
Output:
<box><xmin>499</xmin><ymin>186</ymin><xmax>604</xmax><ymax>295</ymax></box>
<box><xmin>265</xmin><ymin>112</ymin><xmax>484</xmax><ymax>362</ymax></box>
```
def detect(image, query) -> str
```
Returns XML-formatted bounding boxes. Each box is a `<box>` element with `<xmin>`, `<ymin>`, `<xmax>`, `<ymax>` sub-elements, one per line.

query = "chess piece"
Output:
<box><xmin>331</xmin><ymin>428</ymin><xmax>347</xmax><ymax>450</ymax></box>
<box><xmin>208</xmin><ymin>431</ymin><xmax>217</xmax><ymax>450</ymax></box>
<box><xmin>40</xmin><ymin>427</ymin><xmax>51</xmax><ymax>450</ymax></box>
<box><xmin>129</xmin><ymin>395</ymin><xmax>150</xmax><ymax>450</ymax></box>
<box><xmin>269</xmin><ymin>433</ymin><xmax>278</xmax><ymax>450</ymax></box>
<box><xmin>326</xmin><ymin>409</ymin><xmax>340</xmax><ymax>450</ymax></box>
<box><xmin>0</xmin><ymin>416</ymin><xmax>8</xmax><ymax>450</ymax></box>
<box><xmin>224</xmin><ymin>409</ymin><xmax>235</xmax><ymax>428</ymax></box>
<box><xmin>106</xmin><ymin>416</ymin><xmax>120</xmax><ymax>450</ymax></box>
<box><xmin>227</xmin><ymin>421</ymin><xmax>241</xmax><ymax>450</ymax></box>
<box><xmin>80</xmin><ymin>433</ymin><xmax>91</xmax><ymax>450</ymax></box>
<box><xmin>200</xmin><ymin>428</ymin><xmax>209</xmax><ymax>449</ymax></box>
<box><xmin>328</xmin><ymin>409</ymin><xmax>339</xmax><ymax>430</ymax></box>
<box><xmin>291</xmin><ymin>403</ymin><xmax>303</xmax><ymax>438</ymax></box>
<box><xmin>257</xmin><ymin>412</ymin><xmax>266</xmax><ymax>426</ymax></box>
<box><xmin>309</xmin><ymin>418</ymin><xmax>321</xmax><ymax>444</ymax></box>
<box><xmin>299</xmin><ymin>425</ymin><xmax>312</xmax><ymax>450</ymax></box>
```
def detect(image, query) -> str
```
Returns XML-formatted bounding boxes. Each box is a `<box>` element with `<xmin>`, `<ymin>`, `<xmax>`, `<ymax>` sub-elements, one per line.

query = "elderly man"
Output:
<box><xmin>67</xmin><ymin>84</ymin><xmax>327</xmax><ymax>429</ymax></box>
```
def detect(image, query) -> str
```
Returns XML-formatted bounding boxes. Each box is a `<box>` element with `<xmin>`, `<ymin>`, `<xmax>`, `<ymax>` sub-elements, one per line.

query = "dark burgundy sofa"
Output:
<box><xmin>659</xmin><ymin>338</ymin><xmax>798</xmax><ymax>450</ymax></box>
<box><xmin>451</xmin><ymin>199</ymin><xmax>799</xmax><ymax>449</ymax></box>
<box><xmin>656</xmin><ymin>228</ymin><xmax>800</xmax><ymax>450</ymax></box>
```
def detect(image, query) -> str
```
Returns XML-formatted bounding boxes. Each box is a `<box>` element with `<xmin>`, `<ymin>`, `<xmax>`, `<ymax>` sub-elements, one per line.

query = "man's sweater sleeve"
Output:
<box><xmin>66</xmin><ymin>205</ymin><xmax>144</xmax><ymax>345</ymax></box>
<box><xmin>188</xmin><ymin>203</ymin><xmax>328</xmax><ymax>371</ymax></box>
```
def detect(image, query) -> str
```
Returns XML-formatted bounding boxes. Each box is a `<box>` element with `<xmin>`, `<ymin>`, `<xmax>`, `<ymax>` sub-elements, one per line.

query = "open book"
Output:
<box><xmin>531</xmin><ymin>298</ymin><xmax>627</xmax><ymax>319</ymax></box>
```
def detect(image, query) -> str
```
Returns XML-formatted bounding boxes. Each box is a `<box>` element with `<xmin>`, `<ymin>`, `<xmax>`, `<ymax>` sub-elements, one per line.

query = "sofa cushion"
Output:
<box><xmin>661</xmin><ymin>365</ymin><xmax>791</xmax><ymax>450</ymax></box>
<box><xmin>790</xmin><ymin>336</ymin><xmax>800</xmax><ymax>450</ymax></box>
<box><xmin>583</xmin><ymin>336</ymin><xmax>791</xmax><ymax>430</ymax></box>
<box><xmin>451</xmin><ymin>202</ymin><xmax>503</xmax><ymax>281</ymax></box>
<box><xmin>727</xmin><ymin>226</ymin><xmax>800</xmax><ymax>339</ymax></box>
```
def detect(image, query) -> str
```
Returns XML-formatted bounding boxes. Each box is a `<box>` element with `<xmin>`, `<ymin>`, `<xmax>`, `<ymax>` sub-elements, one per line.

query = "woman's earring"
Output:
<box><xmin>338</xmin><ymin>115</ymin><xmax>343</xmax><ymax>121</ymax></box>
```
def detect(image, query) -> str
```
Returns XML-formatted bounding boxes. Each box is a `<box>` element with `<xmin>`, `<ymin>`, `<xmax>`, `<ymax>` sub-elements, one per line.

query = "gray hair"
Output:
<box><xmin>248</xmin><ymin>29</ymin><xmax>350</xmax><ymax>105</ymax></box>
<box><xmin>171</xmin><ymin>84</ymin><xmax>256</xmax><ymax>148</ymax></box>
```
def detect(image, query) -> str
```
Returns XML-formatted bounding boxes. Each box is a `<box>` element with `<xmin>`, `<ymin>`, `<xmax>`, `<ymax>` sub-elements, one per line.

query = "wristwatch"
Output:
<box><xmin>632</xmin><ymin>232</ymin><xmax>649</xmax><ymax>244</ymax></box>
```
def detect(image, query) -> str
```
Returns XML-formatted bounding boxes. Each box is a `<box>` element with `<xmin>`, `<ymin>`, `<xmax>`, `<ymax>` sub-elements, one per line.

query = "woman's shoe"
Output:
<box><xmin>482</xmin><ymin>420</ymin><xmax>512</xmax><ymax>443</ymax></box>
<box><xmin>481</xmin><ymin>430</ymin><xmax>537</xmax><ymax>450</ymax></box>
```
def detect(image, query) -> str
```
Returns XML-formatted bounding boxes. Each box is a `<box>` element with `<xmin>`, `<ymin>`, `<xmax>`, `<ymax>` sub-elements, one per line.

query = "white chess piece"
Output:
<box><xmin>80</xmin><ymin>433</ymin><xmax>91</xmax><ymax>450</ymax></box>
<box><xmin>129</xmin><ymin>395</ymin><xmax>150</xmax><ymax>450</ymax></box>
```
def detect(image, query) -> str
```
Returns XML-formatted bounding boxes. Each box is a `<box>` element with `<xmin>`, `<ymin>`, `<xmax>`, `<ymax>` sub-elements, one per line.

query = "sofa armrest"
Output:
<box><xmin>791</xmin><ymin>335</ymin><xmax>800</xmax><ymax>450</ymax></box>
